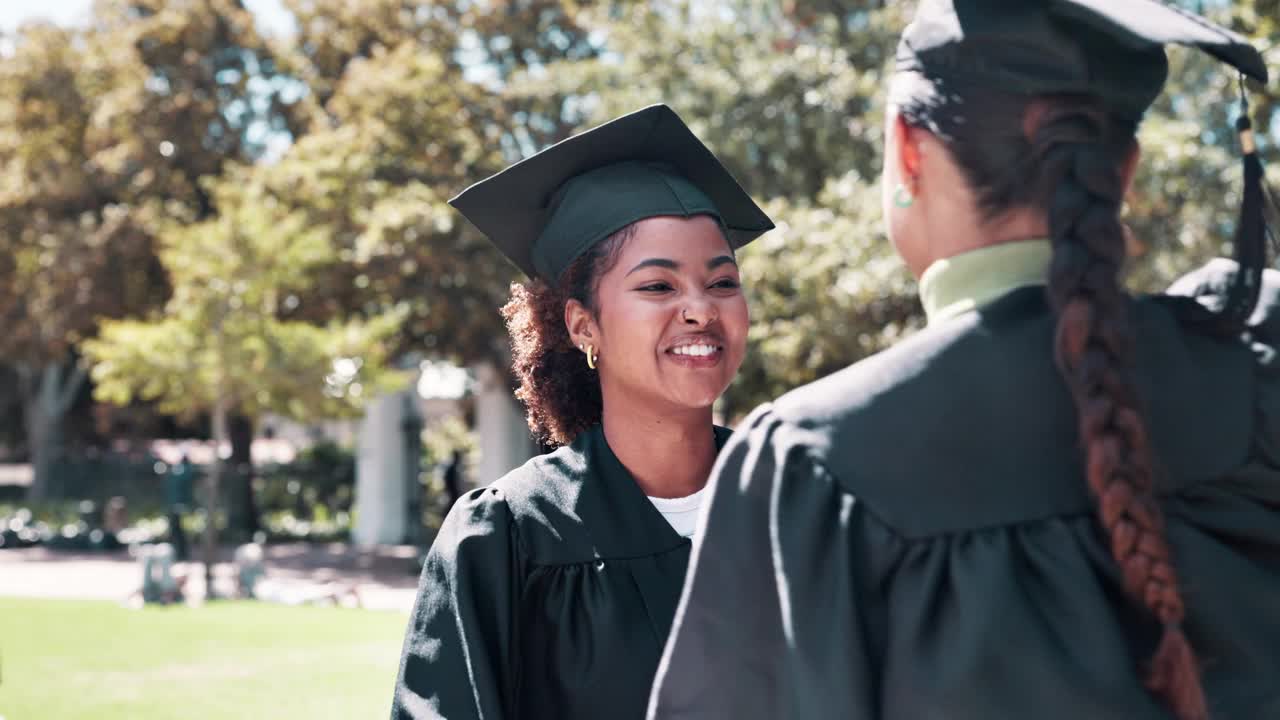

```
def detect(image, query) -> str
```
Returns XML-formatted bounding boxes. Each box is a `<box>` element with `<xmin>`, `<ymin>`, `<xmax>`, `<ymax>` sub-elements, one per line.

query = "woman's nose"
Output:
<box><xmin>681</xmin><ymin>297</ymin><xmax>718</xmax><ymax>326</ymax></box>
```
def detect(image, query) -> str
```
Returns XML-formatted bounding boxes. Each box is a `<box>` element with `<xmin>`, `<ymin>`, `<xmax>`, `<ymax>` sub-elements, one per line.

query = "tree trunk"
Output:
<box><xmin>20</xmin><ymin>359</ymin><xmax>88</xmax><ymax>501</ymax></box>
<box><xmin>229</xmin><ymin>413</ymin><xmax>259</xmax><ymax>539</ymax></box>
<box><xmin>203</xmin><ymin>397</ymin><xmax>230</xmax><ymax>600</ymax></box>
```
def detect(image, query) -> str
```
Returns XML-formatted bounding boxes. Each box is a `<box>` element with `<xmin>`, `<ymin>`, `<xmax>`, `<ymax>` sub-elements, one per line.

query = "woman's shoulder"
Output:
<box><xmin>1164</xmin><ymin>258</ymin><xmax>1280</xmax><ymax>461</ymax></box>
<box><xmin>760</xmin><ymin>290</ymin><xmax>1060</xmax><ymax>478</ymax></box>
<box><xmin>1164</xmin><ymin>257</ymin><xmax>1280</xmax><ymax>339</ymax></box>
<box><xmin>458</xmin><ymin>429</ymin><xmax>605</xmax><ymax>563</ymax></box>
<box><xmin>750</xmin><ymin>271</ymin><xmax>1275</xmax><ymax>538</ymax></box>
<box><xmin>489</xmin><ymin>436</ymin><xmax>590</xmax><ymax>503</ymax></box>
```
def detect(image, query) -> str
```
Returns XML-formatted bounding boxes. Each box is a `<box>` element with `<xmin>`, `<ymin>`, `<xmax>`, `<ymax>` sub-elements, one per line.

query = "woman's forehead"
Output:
<box><xmin>615</xmin><ymin>216</ymin><xmax>733</xmax><ymax>264</ymax></box>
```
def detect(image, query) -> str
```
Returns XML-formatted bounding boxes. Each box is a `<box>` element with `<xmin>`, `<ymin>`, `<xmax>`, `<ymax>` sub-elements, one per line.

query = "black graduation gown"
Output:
<box><xmin>393</xmin><ymin>424</ymin><xmax>732</xmax><ymax>720</ymax></box>
<box><xmin>650</xmin><ymin>264</ymin><xmax>1280</xmax><ymax>719</ymax></box>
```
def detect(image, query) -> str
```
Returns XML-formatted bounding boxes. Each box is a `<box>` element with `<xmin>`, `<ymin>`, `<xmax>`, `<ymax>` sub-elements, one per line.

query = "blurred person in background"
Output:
<box><xmin>164</xmin><ymin>452</ymin><xmax>195</xmax><ymax>562</ymax></box>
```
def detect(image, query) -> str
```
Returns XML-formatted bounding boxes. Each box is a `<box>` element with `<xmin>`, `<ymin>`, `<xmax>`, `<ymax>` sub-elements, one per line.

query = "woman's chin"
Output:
<box><xmin>663</xmin><ymin>383</ymin><xmax>728</xmax><ymax>412</ymax></box>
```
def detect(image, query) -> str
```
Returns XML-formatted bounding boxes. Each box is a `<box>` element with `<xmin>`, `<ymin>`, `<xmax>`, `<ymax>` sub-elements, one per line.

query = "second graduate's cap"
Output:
<box><xmin>450</xmin><ymin>104</ymin><xmax>774</xmax><ymax>282</ymax></box>
<box><xmin>895</xmin><ymin>0</ymin><xmax>1275</xmax><ymax>334</ymax></box>
<box><xmin>894</xmin><ymin>0</ymin><xmax>1268</xmax><ymax>119</ymax></box>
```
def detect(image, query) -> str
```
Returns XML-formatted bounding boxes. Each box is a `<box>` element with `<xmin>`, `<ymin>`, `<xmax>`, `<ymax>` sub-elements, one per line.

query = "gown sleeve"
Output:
<box><xmin>648</xmin><ymin>406</ymin><xmax>898</xmax><ymax>720</ymax></box>
<box><xmin>392</xmin><ymin>487</ymin><xmax>524</xmax><ymax>720</ymax></box>
<box><xmin>1168</xmin><ymin>259</ymin><xmax>1280</xmax><ymax>477</ymax></box>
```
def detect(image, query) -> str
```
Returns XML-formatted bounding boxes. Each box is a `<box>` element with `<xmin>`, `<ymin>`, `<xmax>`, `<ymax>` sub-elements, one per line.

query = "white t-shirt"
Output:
<box><xmin>648</xmin><ymin>486</ymin><xmax>707</xmax><ymax>539</ymax></box>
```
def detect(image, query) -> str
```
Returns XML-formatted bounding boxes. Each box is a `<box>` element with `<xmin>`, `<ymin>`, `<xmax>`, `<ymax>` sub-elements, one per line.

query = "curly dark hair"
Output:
<box><xmin>501</xmin><ymin>224</ymin><xmax>637</xmax><ymax>446</ymax></box>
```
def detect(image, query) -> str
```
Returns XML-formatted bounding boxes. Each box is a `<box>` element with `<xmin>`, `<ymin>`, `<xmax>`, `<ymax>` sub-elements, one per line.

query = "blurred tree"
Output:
<box><xmin>84</xmin><ymin>166</ymin><xmax>403</xmax><ymax>585</ymax></box>
<box><xmin>6</xmin><ymin>0</ymin><xmax>1278</xmax><ymax>501</ymax></box>
<box><xmin>0</xmin><ymin>23</ymin><xmax>168</xmax><ymax>499</ymax></box>
<box><xmin>512</xmin><ymin>1</ymin><xmax>917</xmax><ymax>412</ymax></box>
<box><xmin>0</xmin><ymin>366</ymin><xmax>26</xmax><ymax>456</ymax></box>
<box><xmin>87</xmin><ymin>0</ymin><xmax>304</xmax><ymax>212</ymax></box>
<box><xmin>251</xmin><ymin>41</ymin><xmax>514</xmax><ymax>365</ymax></box>
<box><xmin>89</xmin><ymin>0</ymin><xmax>306</xmax><ymax>526</ymax></box>
<box><xmin>279</xmin><ymin>0</ymin><xmax>607</xmax><ymax>144</ymax></box>
<box><xmin>1122</xmin><ymin>1</ymin><xmax>1280</xmax><ymax>288</ymax></box>
<box><xmin>512</xmin><ymin>0</ymin><xmax>1277</xmax><ymax>413</ymax></box>
<box><xmin>513</xmin><ymin>1</ymin><xmax>904</xmax><ymax>198</ymax></box>
<box><xmin>257</xmin><ymin>0</ymin><xmax>622</xmax><ymax>369</ymax></box>
<box><xmin>256</xmin><ymin>440</ymin><xmax>357</xmax><ymax>522</ymax></box>
<box><xmin>0</xmin><ymin>0</ymin><xmax>302</xmax><ymax>499</ymax></box>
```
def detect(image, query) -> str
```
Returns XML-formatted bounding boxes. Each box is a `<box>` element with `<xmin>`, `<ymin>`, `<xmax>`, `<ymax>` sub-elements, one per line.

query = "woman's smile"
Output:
<box><xmin>664</xmin><ymin>335</ymin><xmax>725</xmax><ymax>368</ymax></box>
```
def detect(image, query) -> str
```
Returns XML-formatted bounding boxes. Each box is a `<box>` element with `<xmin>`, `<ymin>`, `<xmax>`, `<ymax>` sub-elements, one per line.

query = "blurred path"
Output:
<box><xmin>0</xmin><ymin>543</ymin><xmax>422</xmax><ymax>612</ymax></box>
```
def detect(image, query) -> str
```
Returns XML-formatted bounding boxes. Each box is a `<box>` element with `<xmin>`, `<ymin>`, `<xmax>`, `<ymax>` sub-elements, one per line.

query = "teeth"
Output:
<box><xmin>672</xmin><ymin>344</ymin><xmax>718</xmax><ymax>357</ymax></box>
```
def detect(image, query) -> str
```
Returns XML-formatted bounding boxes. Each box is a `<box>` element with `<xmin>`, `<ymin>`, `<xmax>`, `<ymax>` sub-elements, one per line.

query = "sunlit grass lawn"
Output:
<box><xmin>0</xmin><ymin>598</ymin><xmax>409</xmax><ymax>720</ymax></box>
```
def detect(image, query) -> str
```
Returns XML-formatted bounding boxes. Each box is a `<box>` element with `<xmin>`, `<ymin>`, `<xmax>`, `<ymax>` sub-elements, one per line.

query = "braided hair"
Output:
<box><xmin>899</xmin><ymin>89</ymin><xmax>1208</xmax><ymax>719</ymax></box>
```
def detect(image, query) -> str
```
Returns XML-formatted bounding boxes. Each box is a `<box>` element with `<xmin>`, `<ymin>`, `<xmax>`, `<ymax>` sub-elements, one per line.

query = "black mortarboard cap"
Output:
<box><xmin>896</xmin><ymin>0</ymin><xmax>1274</xmax><ymax>335</ymax></box>
<box><xmin>449</xmin><ymin>104</ymin><xmax>774</xmax><ymax>283</ymax></box>
<box><xmin>894</xmin><ymin>0</ymin><xmax>1268</xmax><ymax>119</ymax></box>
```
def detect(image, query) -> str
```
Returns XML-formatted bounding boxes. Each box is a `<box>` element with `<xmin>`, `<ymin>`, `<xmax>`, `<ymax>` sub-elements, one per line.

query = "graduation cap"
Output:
<box><xmin>895</xmin><ymin>0</ymin><xmax>1275</xmax><ymax>334</ymax></box>
<box><xmin>449</xmin><ymin>105</ymin><xmax>774</xmax><ymax>283</ymax></box>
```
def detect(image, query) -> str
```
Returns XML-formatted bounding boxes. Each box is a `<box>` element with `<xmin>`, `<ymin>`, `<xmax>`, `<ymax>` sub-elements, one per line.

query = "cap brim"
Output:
<box><xmin>449</xmin><ymin>104</ymin><xmax>774</xmax><ymax>280</ymax></box>
<box><xmin>1058</xmin><ymin>0</ymin><xmax>1268</xmax><ymax>83</ymax></box>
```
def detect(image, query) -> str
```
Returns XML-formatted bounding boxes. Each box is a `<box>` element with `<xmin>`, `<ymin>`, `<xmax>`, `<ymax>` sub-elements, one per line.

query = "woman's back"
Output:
<box><xmin>651</xmin><ymin>1</ymin><xmax>1276</xmax><ymax>717</ymax></box>
<box><xmin>651</xmin><ymin>266</ymin><xmax>1280</xmax><ymax>719</ymax></box>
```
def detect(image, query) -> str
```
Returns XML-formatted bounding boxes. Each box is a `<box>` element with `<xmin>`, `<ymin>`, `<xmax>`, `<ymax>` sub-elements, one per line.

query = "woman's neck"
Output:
<box><xmin>600</xmin><ymin>399</ymin><xmax>717</xmax><ymax>499</ymax></box>
<box><xmin>912</xmin><ymin>189</ymin><xmax>1048</xmax><ymax>277</ymax></box>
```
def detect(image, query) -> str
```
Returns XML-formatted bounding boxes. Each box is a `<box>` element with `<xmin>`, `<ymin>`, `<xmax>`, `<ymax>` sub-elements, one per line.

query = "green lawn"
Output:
<box><xmin>0</xmin><ymin>598</ymin><xmax>410</xmax><ymax>720</ymax></box>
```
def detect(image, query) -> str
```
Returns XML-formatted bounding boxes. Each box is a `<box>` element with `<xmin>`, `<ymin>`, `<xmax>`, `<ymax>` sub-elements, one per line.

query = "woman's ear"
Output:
<box><xmin>564</xmin><ymin>298</ymin><xmax>597</xmax><ymax>353</ymax></box>
<box><xmin>892</xmin><ymin>112</ymin><xmax>923</xmax><ymax>190</ymax></box>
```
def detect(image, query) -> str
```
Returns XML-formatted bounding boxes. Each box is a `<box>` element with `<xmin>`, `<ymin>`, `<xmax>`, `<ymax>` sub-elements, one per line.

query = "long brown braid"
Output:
<box><xmin>1035</xmin><ymin>105</ymin><xmax>1207</xmax><ymax>720</ymax></box>
<box><xmin>900</xmin><ymin>90</ymin><xmax>1206</xmax><ymax>718</ymax></box>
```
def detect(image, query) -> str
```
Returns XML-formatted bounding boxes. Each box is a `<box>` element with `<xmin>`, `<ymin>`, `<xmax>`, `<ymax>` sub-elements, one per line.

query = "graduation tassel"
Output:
<box><xmin>1215</xmin><ymin>76</ymin><xmax>1267</xmax><ymax>334</ymax></box>
<box><xmin>1262</xmin><ymin>157</ymin><xmax>1280</xmax><ymax>265</ymax></box>
<box><xmin>1248</xmin><ymin>78</ymin><xmax>1280</xmax><ymax>264</ymax></box>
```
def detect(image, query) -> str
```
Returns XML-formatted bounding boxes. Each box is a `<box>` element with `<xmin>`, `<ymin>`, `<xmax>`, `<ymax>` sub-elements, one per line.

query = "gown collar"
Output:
<box><xmin>918</xmin><ymin>238</ymin><xmax>1052</xmax><ymax>324</ymax></box>
<box><xmin>578</xmin><ymin>423</ymin><xmax>731</xmax><ymax>556</ymax></box>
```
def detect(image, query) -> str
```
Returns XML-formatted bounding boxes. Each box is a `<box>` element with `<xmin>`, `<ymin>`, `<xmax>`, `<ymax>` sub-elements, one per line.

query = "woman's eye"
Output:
<box><xmin>711</xmin><ymin>278</ymin><xmax>740</xmax><ymax>290</ymax></box>
<box><xmin>637</xmin><ymin>282</ymin><xmax>673</xmax><ymax>292</ymax></box>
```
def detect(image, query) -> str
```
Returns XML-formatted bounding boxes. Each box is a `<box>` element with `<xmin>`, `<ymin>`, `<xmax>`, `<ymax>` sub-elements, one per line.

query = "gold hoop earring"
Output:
<box><xmin>581</xmin><ymin>343</ymin><xmax>598</xmax><ymax>370</ymax></box>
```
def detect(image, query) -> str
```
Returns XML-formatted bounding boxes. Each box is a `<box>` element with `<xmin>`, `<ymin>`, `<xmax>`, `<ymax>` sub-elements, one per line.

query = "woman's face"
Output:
<box><xmin>575</xmin><ymin>214</ymin><xmax>749</xmax><ymax>414</ymax></box>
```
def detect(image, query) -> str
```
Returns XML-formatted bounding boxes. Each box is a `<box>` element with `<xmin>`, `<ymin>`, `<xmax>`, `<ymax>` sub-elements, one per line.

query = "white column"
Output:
<box><xmin>472</xmin><ymin>362</ymin><xmax>536</xmax><ymax>486</ymax></box>
<box><xmin>352</xmin><ymin>391</ymin><xmax>408</xmax><ymax>546</ymax></box>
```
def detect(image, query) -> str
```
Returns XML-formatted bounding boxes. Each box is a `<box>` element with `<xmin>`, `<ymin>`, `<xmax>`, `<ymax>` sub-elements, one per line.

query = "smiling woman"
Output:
<box><xmin>505</xmin><ymin>214</ymin><xmax>749</xmax><ymax>450</ymax></box>
<box><xmin>585</xmin><ymin>216</ymin><xmax>748</xmax><ymax>419</ymax></box>
<box><xmin>390</xmin><ymin>105</ymin><xmax>773</xmax><ymax>720</ymax></box>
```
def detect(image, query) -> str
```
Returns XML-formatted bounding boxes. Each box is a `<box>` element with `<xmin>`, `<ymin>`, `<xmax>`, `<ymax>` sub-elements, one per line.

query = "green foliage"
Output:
<box><xmin>259</xmin><ymin>0</ymin><xmax>617</xmax><ymax>364</ymax></box>
<box><xmin>0</xmin><ymin>0</ymin><xmax>304</xmax><ymax>366</ymax></box>
<box><xmin>422</xmin><ymin>415</ymin><xmax>478</xmax><ymax>469</ymax></box>
<box><xmin>83</xmin><ymin>167</ymin><xmax>406</xmax><ymax>423</ymax></box>
<box><xmin>398</xmin><ymin>415</ymin><xmax>475</xmax><ymax>534</ymax></box>
<box><xmin>727</xmin><ymin>183</ymin><xmax>921</xmax><ymax>415</ymax></box>
<box><xmin>250</xmin><ymin>41</ymin><xmax>515</xmax><ymax>361</ymax></box>
<box><xmin>4</xmin><ymin>0</ymin><xmax>1278</xmax><ymax>439</ymax></box>
<box><xmin>0</xmin><ymin>23</ymin><xmax>167</xmax><ymax>365</ymax></box>
<box><xmin>518</xmin><ymin>2</ymin><xmax>906</xmax><ymax>198</ymax></box>
<box><xmin>521</xmin><ymin>1</ymin><xmax>919</xmax><ymax>406</ymax></box>
<box><xmin>256</xmin><ymin>440</ymin><xmax>356</xmax><ymax>519</ymax></box>
<box><xmin>0</xmin><ymin>0</ymin><xmax>305</xmax><ymax>496</ymax></box>
<box><xmin>515</xmin><ymin>0</ymin><xmax>1278</xmax><ymax>409</ymax></box>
